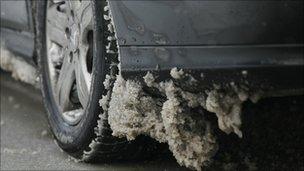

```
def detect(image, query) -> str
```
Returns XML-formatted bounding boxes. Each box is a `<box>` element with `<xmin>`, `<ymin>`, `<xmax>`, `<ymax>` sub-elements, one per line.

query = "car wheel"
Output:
<box><xmin>35</xmin><ymin>0</ymin><xmax>157</xmax><ymax>161</ymax></box>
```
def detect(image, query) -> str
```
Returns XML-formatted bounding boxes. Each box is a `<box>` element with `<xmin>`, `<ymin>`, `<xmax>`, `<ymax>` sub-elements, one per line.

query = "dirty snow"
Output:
<box><xmin>106</xmin><ymin>68</ymin><xmax>261</xmax><ymax>170</ymax></box>
<box><xmin>97</xmin><ymin>0</ymin><xmax>257</xmax><ymax>169</ymax></box>
<box><xmin>170</xmin><ymin>67</ymin><xmax>184</xmax><ymax>79</ymax></box>
<box><xmin>206</xmin><ymin>90</ymin><xmax>244</xmax><ymax>138</ymax></box>
<box><xmin>108</xmin><ymin>75</ymin><xmax>218</xmax><ymax>170</ymax></box>
<box><xmin>0</xmin><ymin>45</ymin><xmax>39</xmax><ymax>87</ymax></box>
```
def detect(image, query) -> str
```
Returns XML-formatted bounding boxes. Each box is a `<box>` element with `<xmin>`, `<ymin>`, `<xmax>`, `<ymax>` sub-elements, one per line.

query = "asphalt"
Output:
<box><xmin>1</xmin><ymin>71</ymin><xmax>304</xmax><ymax>170</ymax></box>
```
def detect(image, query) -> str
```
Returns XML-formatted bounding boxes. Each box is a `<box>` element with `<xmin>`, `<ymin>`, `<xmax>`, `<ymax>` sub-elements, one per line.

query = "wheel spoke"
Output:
<box><xmin>75</xmin><ymin>47</ymin><xmax>91</xmax><ymax>108</ymax></box>
<box><xmin>47</xmin><ymin>22</ymin><xmax>68</xmax><ymax>47</ymax></box>
<box><xmin>47</xmin><ymin>4</ymin><xmax>69</xmax><ymax>30</ymax></box>
<box><xmin>47</xmin><ymin>2</ymin><xmax>69</xmax><ymax>46</ymax></box>
<box><xmin>79</xmin><ymin>1</ymin><xmax>93</xmax><ymax>30</ymax></box>
<box><xmin>73</xmin><ymin>1</ymin><xmax>93</xmax><ymax>43</ymax></box>
<box><xmin>56</xmin><ymin>53</ymin><xmax>75</xmax><ymax>112</ymax></box>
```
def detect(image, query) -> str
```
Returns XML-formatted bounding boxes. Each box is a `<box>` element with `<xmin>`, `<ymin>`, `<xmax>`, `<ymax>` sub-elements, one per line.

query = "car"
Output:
<box><xmin>1</xmin><ymin>0</ymin><xmax>303</xmax><ymax>170</ymax></box>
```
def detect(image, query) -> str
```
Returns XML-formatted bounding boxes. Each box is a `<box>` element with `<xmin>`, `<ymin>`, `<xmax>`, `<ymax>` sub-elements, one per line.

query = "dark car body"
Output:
<box><xmin>1</xmin><ymin>0</ymin><xmax>303</xmax><ymax>93</ymax></box>
<box><xmin>1</xmin><ymin>0</ymin><xmax>35</xmax><ymax>62</ymax></box>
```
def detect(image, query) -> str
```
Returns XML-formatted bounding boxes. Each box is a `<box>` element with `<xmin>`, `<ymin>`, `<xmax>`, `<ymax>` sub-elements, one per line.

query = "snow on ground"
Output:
<box><xmin>0</xmin><ymin>45</ymin><xmax>39</xmax><ymax>88</ymax></box>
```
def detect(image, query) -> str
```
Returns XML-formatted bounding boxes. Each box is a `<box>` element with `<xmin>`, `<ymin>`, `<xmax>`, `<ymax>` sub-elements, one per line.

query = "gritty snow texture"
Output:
<box><xmin>0</xmin><ymin>45</ymin><xmax>39</xmax><ymax>87</ymax></box>
<box><xmin>107</xmin><ymin>69</ymin><xmax>260</xmax><ymax>170</ymax></box>
<box><xmin>103</xmin><ymin>74</ymin><xmax>112</xmax><ymax>90</ymax></box>
<box><xmin>108</xmin><ymin>75</ymin><xmax>218</xmax><ymax>170</ymax></box>
<box><xmin>170</xmin><ymin>67</ymin><xmax>184</xmax><ymax>79</ymax></box>
<box><xmin>206</xmin><ymin>90</ymin><xmax>244</xmax><ymax>138</ymax></box>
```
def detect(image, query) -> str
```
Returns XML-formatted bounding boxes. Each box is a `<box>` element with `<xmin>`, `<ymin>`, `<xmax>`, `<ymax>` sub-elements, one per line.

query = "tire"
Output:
<box><xmin>35</xmin><ymin>0</ymin><xmax>159</xmax><ymax>161</ymax></box>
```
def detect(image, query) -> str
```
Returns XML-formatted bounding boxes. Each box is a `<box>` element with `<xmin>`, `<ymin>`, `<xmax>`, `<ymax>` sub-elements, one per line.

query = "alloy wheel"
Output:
<box><xmin>46</xmin><ymin>0</ymin><xmax>93</xmax><ymax>125</ymax></box>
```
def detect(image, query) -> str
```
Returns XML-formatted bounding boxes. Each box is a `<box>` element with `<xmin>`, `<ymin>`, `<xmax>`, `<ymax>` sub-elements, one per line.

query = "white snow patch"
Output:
<box><xmin>41</xmin><ymin>130</ymin><xmax>48</xmax><ymax>137</ymax></box>
<box><xmin>103</xmin><ymin>74</ymin><xmax>112</xmax><ymax>90</ymax></box>
<box><xmin>3</xmin><ymin>148</ymin><xmax>28</xmax><ymax>154</ymax></box>
<box><xmin>170</xmin><ymin>67</ymin><xmax>184</xmax><ymax>79</ymax></box>
<box><xmin>143</xmin><ymin>71</ymin><xmax>156</xmax><ymax>87</ymax></box>
<box><xmin>0</xmin><ymin>45</ymin><xmax>39</xmax><ymax>87</ymax></box>
<box><xmin>242</xmin><ymin>70</ymin><xmax>248</xmax><ymax>76</ymax></box>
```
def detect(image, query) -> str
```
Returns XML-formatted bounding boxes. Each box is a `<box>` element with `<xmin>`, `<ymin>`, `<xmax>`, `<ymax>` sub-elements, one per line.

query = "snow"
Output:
<box><xmin>106</xmin><ymin>68</ymin><xmax>261</xmax><ymax>170</ymax></box>
<box><xmin>108</xmin><ymin>73</ymin><xmax>217</xmax><ymax>170</ymax></box>
<box><xmin>41</xmin><ymin>130</ymin><xmax>48</xmax><ymax>137</ymax></box>
<box><xmin>0</xmin><ymin>45</ymin><xmax>39</xmax><ymax>88</ymax></box>
<box><xmin>103</xmin><ymin>74</ymin><xmax>111</xmax><ymax>90</ymax></box>
<box><xmin>170</xmin><ymin>67</ymin><xmax>184</xmax><ymax>79</ymax></box>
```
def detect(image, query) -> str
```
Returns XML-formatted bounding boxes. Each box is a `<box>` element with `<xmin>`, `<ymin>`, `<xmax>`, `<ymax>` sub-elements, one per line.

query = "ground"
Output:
<box><xmin>1</xmin><ymin>71</ymin><xmax>303</xmax><ymax>170</ymax></box>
